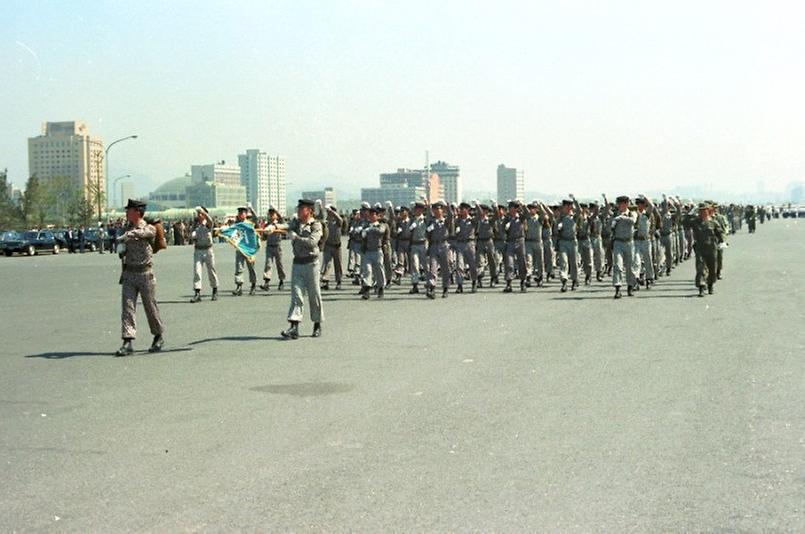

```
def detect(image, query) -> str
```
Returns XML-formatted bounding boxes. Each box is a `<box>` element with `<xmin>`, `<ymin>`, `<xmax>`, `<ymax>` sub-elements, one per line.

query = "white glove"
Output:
<box><xmin>718</xmin><ymin>242</ymin><xmax>728</xmax><ymax>250</ymax></box>
<box><xmin>426</xmin><ymin>224</ymin><xmax>434</xmax><ymax>232</ymax></box>
<box><xmin>287</xmin><ymin>231</ymin><xmax>298</xmax><ymax>240</ymax></box>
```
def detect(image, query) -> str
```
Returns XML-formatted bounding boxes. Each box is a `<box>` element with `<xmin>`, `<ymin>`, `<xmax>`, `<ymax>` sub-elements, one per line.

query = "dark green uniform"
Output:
<box><xmin>685</xmin><ymin>212</ymin><xmax>723</xmax><ymax>292</ymax></box>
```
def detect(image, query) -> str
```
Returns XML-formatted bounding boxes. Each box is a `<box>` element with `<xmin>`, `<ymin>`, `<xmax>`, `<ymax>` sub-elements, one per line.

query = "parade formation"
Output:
<box><xmin>111</xmin><ymin>194</ymin><xmax>769</xmax><ymax>354</ymax></box>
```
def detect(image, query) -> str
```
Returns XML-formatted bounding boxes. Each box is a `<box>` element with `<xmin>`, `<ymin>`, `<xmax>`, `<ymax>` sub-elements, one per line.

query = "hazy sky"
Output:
<box><xmin>3</xmin><ymin>0</ymin><xmax>804</xmax><ymax>198</ymax></box>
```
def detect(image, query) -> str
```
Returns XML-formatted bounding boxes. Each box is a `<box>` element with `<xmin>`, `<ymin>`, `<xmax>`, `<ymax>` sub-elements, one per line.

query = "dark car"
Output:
<box><xmin>72</xmin><ymin>228</ymin><xmax>104</xmax><ymax>252</ymax></box>
<box><xmin>3</xmin><ymin>230</ymin><xmax>61</xmax><ymax>256</ymax></box>
<box><xmin>1</xmin><ymin>231</ymin><xmax>20</xmax><ymax>254</ymax></box>
<box><xmin>52</xmin><ymin>229</ymin><xmax>72</xmax><ymax>248</ymax></box>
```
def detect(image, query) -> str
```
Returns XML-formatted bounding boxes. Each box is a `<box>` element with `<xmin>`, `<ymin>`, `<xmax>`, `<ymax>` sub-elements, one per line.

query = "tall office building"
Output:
<box><xmin>238</xmin><ymin>149</ymin><xmax>286</xmax><ymax>215</ymax></box>
<box><xmin>119</xmin><ymin>182</ymin><xmax>136</xmax><ymax>206</ymax></box>
<box><xmin>27</xmin><ymin>121</ymin><xmax>105</xmax><ymax>203</ymax></box>
<box><xmin>496</xmin><ymin>164</ymin><xmax>524</xmax><ymax>202</ymax></box>
<box><xmin>429</xmin><ymin>161</ymin><xmax>461</xmax><ymax>204</ymax></box>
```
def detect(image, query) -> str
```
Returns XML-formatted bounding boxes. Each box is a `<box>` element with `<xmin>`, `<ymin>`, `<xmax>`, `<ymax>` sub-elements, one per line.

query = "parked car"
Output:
<box><xmin>1</xmin><ymin>231</ymin><xmax>20</xmax><ymax>253</ymax></box>
<box><xmin>72</xmin><ymin>228</ymin><xmax>103</xmax><ymax>252</ymax></box>
<box><xmin>3</xmin><ymin>230</ymin><xmax>61</xmax><ymax>256</ymax></box>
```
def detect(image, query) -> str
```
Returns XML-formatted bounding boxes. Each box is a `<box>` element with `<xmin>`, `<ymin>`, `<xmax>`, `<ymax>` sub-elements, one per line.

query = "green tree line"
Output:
<box><xmin>0</xmin><ymin>174</ymin><xmax>101</xmax><ymax>230</ymax></box>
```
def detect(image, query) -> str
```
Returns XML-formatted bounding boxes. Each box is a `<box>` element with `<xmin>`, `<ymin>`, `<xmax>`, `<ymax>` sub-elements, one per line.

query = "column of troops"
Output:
<box><xmin>112</xmin><ymin>196</ymin><xmax>765</xmax><ymax>352</ymax></box>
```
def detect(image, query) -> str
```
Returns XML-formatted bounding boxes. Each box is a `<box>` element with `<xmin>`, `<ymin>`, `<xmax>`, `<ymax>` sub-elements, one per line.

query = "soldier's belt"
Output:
<box><xmin>457</xmin><ymin>239</ymin><xmax>476</xmax><ymax>243</ymax></box>
<box><xmin>613</xmin><ymin>237</ymin><xmax>633</xmax><ymax>242</ymax></box>
<box><xmin>635</xmin><ymin>236</ymin><xmax>648</xmax><ymax>240</ymax></box>
<box><xmin>194</xmin><ymin>244</ymin><xmax>212</xmax><ymax>250</ymax></box>
<box><xmin>123</xmin><ymin>263</ymin><xmax>152</xmax><ymax>273</ymax></box>
<box><xmin>266</xmin><ymin>244</ymin><xmax>280</xmax><ymax>247</ymax></box>
<box><xmin>558</xmin><ymin>238</ymin><xmax>577</xmax><ymax>243</ymax></box>
<box><xmin>293</xmin><ymin>256</ymin><xmax>318</xmax><ymax>265</ymax></box>
<box><xmin>525</xmin><ymin>239</ymin><xmax>541</xmax><ymax>242</ymax></box>
<box><xmin>411</xmin><ymin>240</ymin><xmax>425</xmax><ymax>245</ymax></box>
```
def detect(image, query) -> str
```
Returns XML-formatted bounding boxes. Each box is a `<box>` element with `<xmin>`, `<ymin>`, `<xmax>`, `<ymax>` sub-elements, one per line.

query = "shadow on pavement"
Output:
<box><xmin>25</xmin><ymin>347</ymin><xmax>193</xmax><ymax>359</ymax></box>
<box><xmin>188</xmin><ymin>335</ymin><xmax>284</xmax><ymax>345</ymax></box>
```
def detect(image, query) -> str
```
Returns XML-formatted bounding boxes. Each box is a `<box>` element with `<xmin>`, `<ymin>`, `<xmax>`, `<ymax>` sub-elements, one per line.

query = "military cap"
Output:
<box><xmin>237</xmin><ymin>205</ymin><xmax>249</xmax><ymax>212</ymax></box>
<box><xmin>374</xmin><ymin>203</ymin><xmax>386</xmax><ymax>211</ymax></box>
<box><xmin>432</xmin><ymin>200</ymin><xmax>447</xmax><ymax>208</ymax></box>
<box><xmin>578</xmin><ymin>202</ymin><xmax>588</xmax><ymax>208</ymax></box>
<box><xmin>635</xmin><ymin>196</ymin><xmax>647</xmax><ymax>204</ymax></box>
<box><xmin>508</xmin><ymin>200</ymin><xmax>521</xmax><ymax>208</ymax></box>
<box><xmin>697</xmin><ymin>202</ymin><xmax>709</xmax><ymax>210</ymax></box>
<box><xmin>615</xmin><ymin>195</ymin><xmax>630</xmax><ymax>204</ymax></box>
<box><xmin>398</xmin><ymin>205</ymin><xmax>410</xmax><ymax>212</ymax></box>
<box><xmin>561</xmin><ymin>199</ymin><xmax>573</xmax><ymax>206</ymax></box>
<box><xmin>194</xmin><ymin>205</ymin><xmax>209</xmax><ymax>215</ymax></box>
<box><xmin>125</xmin><ymin>199</ymin><xmax>146</xmax><ymax>210</ymax></box>
<box><xmin>297</xmin><ymin>198</ymin><xmax>315</xmax><ymax>208</ymax></box>
<box><xmin>360</xmin><ymin>201</ymin><xmax>371</xmax><ymax>210</ymax></box>
<box><xmin>459</xmin><ymin>201</ymin><xmax>472</xmax><ymax>209</ymax></box>
<box><xmin>413</xmin><ymin>201</ymin><xmax>426</xmax><ymax>209</ymax></box>
<box><xmin>526</xmin><ymin>202</ymin><xmax>538</xmax><ymax>209</ymax></box>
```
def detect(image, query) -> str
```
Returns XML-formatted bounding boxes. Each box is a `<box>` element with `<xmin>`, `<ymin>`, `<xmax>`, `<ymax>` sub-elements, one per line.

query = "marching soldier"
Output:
<box><xmin>267</xmin><ymin>199</ymin><xmax>323</xmax><ymax>339</ymax></box>
<box><xmin>502</xmin><ymin>200</ymin><xmax>528</xmax><ymax>293</ymax></box>
<box><xmin>556</xmin><ymin>197</ymin><xmax>580</xmax><ymax>292</ymax></box>
<box><xmin>259</xmin><ymin>206</ymin><xmax>286</xmax><ymax>291</ymax></box>
<box><xmin>190</xmin><ymin>205</ymin><xmax>219</xmax><ymax>303</ymax></box>
<box><xmin>393</xmin><ymin>206</ymin><xmax>412</xmax><ymax>286</ymax></box>
<box><xmin>685</xmin><ymin>202</ymin><xmax>724</xmax><ymax>296</ymax></box>
<box><xmin>524</xmin><ymin>201</ymin><xmax>544</xmax><ymax>287</ymax></box>
<box><xmin>359</xmin><ymin>206</ymin><xmax>387</xmax><ymax>299</ymax></box>
<box><xmin>320</xmin><ymin>204</ymin><xmax>344</xmax><ymax>290</ymax></box>
<box><xmin>575</xmin><ymin>201</ymin><xmax>594</xmax><ymax>285</ymax></box>
<box><xmin>712</xmin><ymin>204</ymin><xmax>729</xmax><ymax>280</ymax></box>
<box><xmin>115</xmin><ymin>199</ymin><xmax>165</xmax><ymax>356</ymax></box>
<box><xmin>611</xmin><ymin>195</ymin><xmax>638</xmax><ymax>299</ymax></box>
<box><xmin>634</xmin><ymin>195</ymin><xmax>656</xmax><ymax>289</ymax></box>
<box><xmin>347</xmin><ymin>206</ymin><xmax>368</xmax><ymax>284</ymax></box>
<box><xmin>425</xmin><ymin>200</ymin><xmax>452</xmax><ymax>299</ymax></box>
<box><xmin>589</xmin><ymin>201</ymin><xmax>605</xmax><ymax>281</ymax></box>
<box><xmin>232</xmin><ymin>204</ymin><xmax>258</xmax><ymax>296</ymax></box>
<box><xmin>408</xmin><ymin>201</ymin><xmax>429</xmax><ymax>294</ymax></box>
<box><xmin>377</xmin><ymin>202</ymin><xmax>394</xmax><ymax>287</ymax></box>
<box><xmin>475</xmin><ymin>202</ymin><xmax>498</xmax><ymax>288</ymax></box>
<box><xmin>451</xmin><ymin>202</ymin><xmax>478</xmax><ymax>293</ymax></box>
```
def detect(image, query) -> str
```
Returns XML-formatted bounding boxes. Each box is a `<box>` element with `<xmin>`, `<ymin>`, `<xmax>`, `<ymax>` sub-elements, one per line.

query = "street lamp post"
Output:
<box><xmin>112</xmin><ymin>174</ymin><xmax>132</xmax><ymax>209</ymax></box>
<box><xmin>105</xmin><ymin>135</ymin><xmax>138</xmax><ymax>211</ymax></box>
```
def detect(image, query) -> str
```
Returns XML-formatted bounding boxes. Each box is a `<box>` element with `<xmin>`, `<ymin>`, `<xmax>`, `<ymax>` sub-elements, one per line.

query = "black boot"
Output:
<box><xmin>312</xmin><ymin>322</ymin><xmax>322</xmax><ymax>337</ymax></box>
<box><xmin>232</xmin><ymin>283</ymin><xmax>243</xmax><ymax>296</ymax></box>
<box><xmin>409</xmin><ymin>284</ymin><xmax>420</xmax><ymax>295</ymax></box>
<box><xmin>361</xmin><ymin>286</ymin><xmax>371</xmax><ymax>300</ymax></box>
<box><xmin>571</xmin><ymin>280</ymin><xmax>578</xmax><ymax>291</ymax></box>
<box><xmin>277</xmin><ymin>280</ymin><xmax>284</xmax><ymax>291</ymax></box>
<box><xmin>426</xmin><ymin>285</ymin><xmax>435</xmax><ymax>299</ymax></box>
<box><xmin>627</xmin><ymin>285</ymin><xmax>634</xmax><ymax>297</ymax></box>
<box><xmin>520</xmin><ymin>280</ymin><xmax>526</xmax><ymax>292</ymax></box>
<box><xmin>442</xmin><ymin>287</ymin><xmax>448</xmax><ymax>299</ymax></box>
<box><xmin>666</xmin><ymin>267</ymin><xmax>671</xmax><ymax>276</ymax></box>
<box><xmin>115</xmin><ymin>339</ymin><xmax>134</xmax><ymax>357</ymax></box>
<box><xmin>503</xmin><ymin>281</ymin><xmax>513</xmax><ymax>293</ymax></box>
<box><xmin>525</xmin><ymin>276</ymin><xmax>532</xmax><ymax>288</ymax></box>
<box><xmin>645</xmin><ymin>279</ymin><xmax>652</xmax><ymax>290</ymax></box>
<box><xmin>377</xmin><ymin>288</ymin><xmax>384</xmax><ymax>299</ymax></box>
<box><xmin>456</xmin><ymin>284</ymin><xmax>463</xmax><ymax>294</ymax></box>
<box><xmin>471</xmin><ymin>280</ymin><xmax>477</xmax><ymax>293</ymax></box>
<box><xmin>614</xmin><ymin>286</ymin><xmax>622</xmax><ymax>299</ymax></box>
<box><xmin>393</xmin><ymin>274</ymin><xmax>402</xmax><ymax>285</ymax></box>
<box><xmin>190</xmin><ymin>289</ymin><xmax>202</xmax><ymax>303</ymax></box>
<box><xmin>335</xmin><ymin>281</ymin><xmax>342</xmax><ymax>290</ymax></box>
<box><xmin>321</xmin><ymin>280</ymin><xmax>330</xmax><ymax>290</ymax></box>
<box><xmin>260</xmin><ymin>280</ymin><xmax>270</xmax><ymax>291</ymax></box>
<box><xmin>211</xmin><ymin>287</ymin><xmax>218</xmax><ymax>301</ymax></box>
<box><xmin>477</xmin><ymin>277</ymin><xmax>484</xmax><ymax>288</ymax></box>
<box><xmin>148</xmin><ymin>335</ymin><xmax>164</xmax><ymax>353</ymax></box>
<box><xmin>281</xmin><ymin>321</ymin><xmax>299</xmax><ymax>339</ymax></box>
<box><xmin>698</xmin><ymin>285</ymin><xmax>705</xmax><ymax>297</ymax></box>
<box><xmin>596</xmin><ymin>271</ymin><xmax>603</xmax><ymax>282</ymax></box>
<box><xmin>708</xmin><ymin>283</ymin><xmax>714</xmax><ymax>295</ymax></box>
<box><xmin>584</xmin><ymin>274</ymin><xmax>591</xmax><ymax>286</ymax></box>
<box><xmin>249</xmin><ymin>283</ymin><xmax>256</xmax><ymax>296</ymax></box>
<box><xmin>560</xmin><ymin>279</ymin><xmax>568</xmax><ymax>293</ymax></box>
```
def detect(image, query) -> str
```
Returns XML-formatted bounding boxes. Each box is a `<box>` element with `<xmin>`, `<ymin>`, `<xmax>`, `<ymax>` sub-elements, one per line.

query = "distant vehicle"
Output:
<box><xmin>1</xmin><ymin>231</ymin><xmax>20</xmax><ymax>254</ymax></box>
<box><xmin>3</xmin><ymin>230</ymin><xmax>61</xmax><ymax>256</ymax></box>
<box><xmin>781</xmin><ymin>206</ymin><xmax>805</xmax><ymax>218</ymax></box>
<box><xmin>72</xmin><ymin>228</ymin><xmax>106</xmax><ymax>252</ymax></box>
<box><xmin>52</xmin><ymin>229</ymin><xmax>71</xmax><ymax>248</ymax></box>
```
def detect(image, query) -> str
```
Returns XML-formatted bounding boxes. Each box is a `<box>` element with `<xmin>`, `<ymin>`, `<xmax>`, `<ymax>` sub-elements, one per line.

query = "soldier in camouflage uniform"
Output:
<box><xmin>502</xmin><ymin>200</ymin><xmax>528</xmax><ymax>293</ymax></box>
<box><xmin>359</xmin><ymin>206</ymin><xmax>387</xmax><ymax>299</ymax></box>
<box><xmin>190</xmin><ymin>205</ymin><xmax>219</xmax><ymax>303</ymax></box>
<box><xmin>556</xmin><ymin>197</ymin><xmax>581</xmax><ymax>292</ymax></box>
<box><xmin>115</xmin><ymin>199</ymin><xmax>165</xmax><ymax>356</ymax></box>
<box><xmin>320</xmin><ymin>204</ymin><xmax>344</xmax><ymax>290</ymax></box>
<box><xmin>451</xmin><ymin>202</ymin><xmax>478</xmax><ymax>293</ymax></box>
<box><xmin>425</xmin><ymin>200</ymin><xmax>452</xmax><ymax>299</ymax></box>
<box><xmin>232</xmin><ymin>205</ymin><xmax>258</xmax><ymax>296</ymax></box>
<box><xmin>611</xmin><ymin>195</ymin><xmax>638</xmax><ymax>299</ymax></box>
<box><xmin>407</xmin><ymin>201</ymin><xmax>429</xmax><ymax>294</ymax></box>
<box><xmin>475</xmin><ymin>202</ymin><xmax>498</xmax><ymax>288</ymax></box>
<box><xmin>685</xmin><ymin>202</ymin><xmax>724</xmax><ymax>296</ymax></box>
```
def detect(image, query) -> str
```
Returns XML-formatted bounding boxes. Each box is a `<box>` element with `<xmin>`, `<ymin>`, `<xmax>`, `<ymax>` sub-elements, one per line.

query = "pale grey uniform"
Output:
<box><xmin>525</xmin><ymin>215</ymin><xmax>544</xmax><ymax>280</ymax></box>
<box><xmin>556</xmin><ymin>213</ymin><xmax>579</xmax><ymax>283</ymax></box>
<box><xmin>361</xmin><ymin>221</ymin><xmax>387</xmax><ymax>289</ymax></box>
<box><xmin>611</xmin><ymin>211</ymin><xmax>637</xmax><ymax>288</ymax></box>
<box><xmin>453</xmin><ymin>216</ymin><xmax>478</xmax><ymax>286</ymax></box>
<box><xmin>118</xmin><ymin>219</ymin><xmax>165</xmax><ymax>340</ymax></box>
<box><xmin>262</xmin><ymin>228</ymin><xmax>285</xmax><ymax>283</ymax></box>
<box><xmin>589</xmin><ymin>215</ymin><xmax>604</xmax><ymax>274</ymax></box>
<box><xmin>192</xmin><ymin>218</ymin><xmax>218</xmax><ymax>291</ymax></box>
<box><xmin>276</xmin><ymin>218</ymin><xmax>323</xmax><ymax>324</ymax></box>
<box><xmin>408</xmin><ymin>214</ymin><xmax>428</xmax><ymax>285</ymax></box>
<box><xmin>635</xmin><ymin>209</ymin><xmax>655</xmax><ymax>280</ymax></box>
<box><xmin>321</xmin><ymin>211</ymin><xmax>344</xmax><ymax>284</ymax></box>
<box><xmin>427</xmin><ymin>215</ymin><xmax>452</xmax><ymax>289</ymax></box>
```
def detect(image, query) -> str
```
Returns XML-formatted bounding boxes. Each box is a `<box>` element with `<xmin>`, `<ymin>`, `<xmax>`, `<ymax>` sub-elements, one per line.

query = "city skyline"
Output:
<box><xmin>2</xmin><ymin>1</ymin><xmax>804</xmax><ymax>201</ymax></box>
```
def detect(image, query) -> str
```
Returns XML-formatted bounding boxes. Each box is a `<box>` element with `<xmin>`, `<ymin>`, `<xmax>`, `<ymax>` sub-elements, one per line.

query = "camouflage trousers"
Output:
<box><xmin>121</xmin><ymin>271</ymin><xmax>164</xmax><ymax>340</ymax></box>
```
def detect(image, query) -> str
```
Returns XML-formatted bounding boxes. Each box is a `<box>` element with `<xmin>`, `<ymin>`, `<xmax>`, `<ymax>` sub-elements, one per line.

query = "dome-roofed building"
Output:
<box><xmin>148</xmin><ymin>175</ymin><xmax>192</xmax><ymax>210</ymax></box>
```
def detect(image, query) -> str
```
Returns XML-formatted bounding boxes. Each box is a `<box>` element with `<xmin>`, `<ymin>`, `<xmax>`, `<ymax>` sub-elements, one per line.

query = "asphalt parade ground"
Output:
<box><xmin>1</xmin><ymin>220</ymin><xmax>803</xmax><ymax>532</ymax></box>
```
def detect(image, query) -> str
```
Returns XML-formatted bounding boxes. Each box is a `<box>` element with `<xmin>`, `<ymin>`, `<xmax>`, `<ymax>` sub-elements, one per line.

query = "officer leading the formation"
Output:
<box><xmin>115</xmin><ymin>199</ymin><xmax>165</xmax><ymax>356</ymax></box>
<box><xmin>266</xmin><ymin>199</ymin><xmax>324</xmax><ymax>339</ymax></box>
